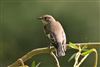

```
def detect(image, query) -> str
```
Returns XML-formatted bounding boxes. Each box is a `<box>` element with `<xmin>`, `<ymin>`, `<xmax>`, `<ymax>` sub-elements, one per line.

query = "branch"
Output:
<box><xmin>77</xmin><ymin>54</ymin><xmax>89</xmax><ymax>67</ymax></box>
<box><xmin>92</xmin><ymin>49</ymin><xmax>98</xmax><ymax>67</ymax></box>
<box><xmin>8</xmin><ymin>42</ymin><xmax>100</xmax><ymax>67</ymax></box>
<box><xmin>75</xmin><ymin>42</ymin><xmax>100</xmax><ymax>48</ymax></box>
<box><xmin>8</xmin><ymin>47</ymin><xmax>55</xmax><ymax>67</ymax></box>
<box><xmin>50</xmin><ymin>52</ymin><xmax>60</xmax><ymax>67</ymax></box>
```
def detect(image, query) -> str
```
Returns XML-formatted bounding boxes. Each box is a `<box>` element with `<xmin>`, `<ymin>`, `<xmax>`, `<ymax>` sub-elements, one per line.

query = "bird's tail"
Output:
<box><xmin>56</xmin><ymin>43</ymin><xmax>65</xmax><ymax>57</ymax></box>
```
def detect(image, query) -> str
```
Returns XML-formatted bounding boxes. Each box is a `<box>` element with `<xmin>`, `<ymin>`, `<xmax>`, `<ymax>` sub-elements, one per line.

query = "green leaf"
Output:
<box><xmin>31</xmin><ymin>61</ymin><xmax>36</xmax><ymax>67</ymax></box>
<box><xmin>68</xmin><ymin>53</ymin><xmax>76</xmax><ymax>62</ymax></box>
<box><xmin>68</xmin><ymin>42</ymin><xmax>79</xmax><ymax>49</ymax></box>
<box><xmin>81</xmin><ymin>46</ymin><xmax>87</xmax><ymax>51</ymax></box>
<box><xmin>82</xmin><ymin>49</ymin><xmax>94</xmax><ymax>56</ymax></box>
<box><xmin>31</xmin><ymin>61</ymin><xmax>41</xmax><ymax>67</ymax></box>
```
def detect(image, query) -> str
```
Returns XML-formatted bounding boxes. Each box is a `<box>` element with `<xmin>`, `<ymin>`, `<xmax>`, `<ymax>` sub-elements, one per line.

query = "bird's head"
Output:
<box><xmin>38</xmin><ymin>15</ymin><xmax>56</xmax><ymax>25</ymax></box>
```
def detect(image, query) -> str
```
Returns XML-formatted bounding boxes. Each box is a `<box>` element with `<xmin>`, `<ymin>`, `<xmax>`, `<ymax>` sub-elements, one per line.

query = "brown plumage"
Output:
<box><xmin>38</xmin><ymin>15</ymin><xmax>67</xmax><ymax>57</ymax></box>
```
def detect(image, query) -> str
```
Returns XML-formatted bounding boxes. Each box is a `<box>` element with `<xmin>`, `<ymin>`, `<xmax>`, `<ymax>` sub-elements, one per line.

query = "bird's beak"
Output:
<box><xmin>37</xmin><ymin>17</ymin><xmax>43</xmax><ymax>20</ymax></box>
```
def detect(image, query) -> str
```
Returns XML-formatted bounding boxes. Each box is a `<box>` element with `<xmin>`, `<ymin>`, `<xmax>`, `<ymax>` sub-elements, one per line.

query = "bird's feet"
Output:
<box><xmin>48</xmin><ymin>43</ymin><xmax>53</xmax><ymax>49</ymax></box>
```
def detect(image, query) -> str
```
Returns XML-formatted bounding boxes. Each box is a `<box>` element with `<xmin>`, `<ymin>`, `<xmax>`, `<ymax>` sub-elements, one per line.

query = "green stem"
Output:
<box><xmin>50</xmin><ymin>52</ymin><xmax>60</xmax><ymax>67</ymax></box>
<box><xmin>77</xmin><ymin>54</ymin><xmax>89</xmax><ymax>67</ymax></box>
<box><xmin>92</xmin><ymin>49</ymin><xmax>98</xmax><ymax>67</ymax></box>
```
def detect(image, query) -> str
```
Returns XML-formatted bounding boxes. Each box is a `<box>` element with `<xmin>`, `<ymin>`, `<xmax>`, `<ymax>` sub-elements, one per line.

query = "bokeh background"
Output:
<box><xmin>0</xmin><ymin>0</ymin><xmax>100</xmax><ymax>67</ymax></box>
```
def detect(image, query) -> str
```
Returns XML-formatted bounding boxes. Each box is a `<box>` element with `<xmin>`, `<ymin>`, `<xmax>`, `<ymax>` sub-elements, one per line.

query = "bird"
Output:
<box><xmin>38</xmin><ymin>14</ymin><xmax>67</xmax><ymax>57</ymax></box>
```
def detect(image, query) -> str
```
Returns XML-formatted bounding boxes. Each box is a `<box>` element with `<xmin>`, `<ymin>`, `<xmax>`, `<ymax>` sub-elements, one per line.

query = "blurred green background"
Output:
<box><xmin>0</xmin><ymin>0</ymin><xmax>100</xmax><ymax>67</ymax></box>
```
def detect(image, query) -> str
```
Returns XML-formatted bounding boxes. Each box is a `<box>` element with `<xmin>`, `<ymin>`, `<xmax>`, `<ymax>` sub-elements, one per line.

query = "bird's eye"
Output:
<box><xmin>44</xmin><ymin>17</ymin><xmax>51</xmax><ymax>21</ymax></box>
<box><xmin>44</xmin><ymin>17</ymin><xmax>47</xmax><ymax>20</ymax></box>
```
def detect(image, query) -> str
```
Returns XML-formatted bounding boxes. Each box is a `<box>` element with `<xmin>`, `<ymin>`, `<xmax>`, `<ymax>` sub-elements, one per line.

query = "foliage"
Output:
<box><xmin>68</xmin><ymin>42</ymin><xmax>98</xmax><ymax>67</ymax></box>
<box><xmin>31</xmin><ymin>61</ymin><xmax>41</xmax><ymax>67</ymax></box>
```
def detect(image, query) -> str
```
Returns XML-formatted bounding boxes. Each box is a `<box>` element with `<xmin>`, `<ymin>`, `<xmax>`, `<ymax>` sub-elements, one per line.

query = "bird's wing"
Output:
<box><xmin>44</xmin><ymin>25</ymin><xmax>57</xmax><ymax>47</ymax></box>
<box><xmin>44</xmin><ymin>25</ymin><xmax>55</xmax><ymax>41</ymax></box>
